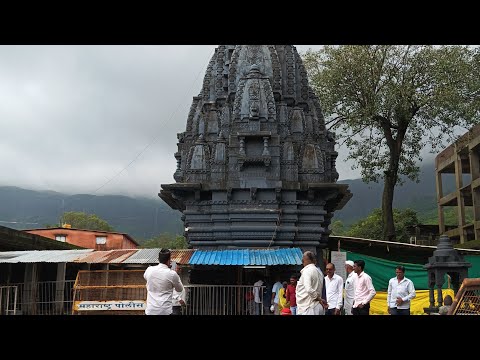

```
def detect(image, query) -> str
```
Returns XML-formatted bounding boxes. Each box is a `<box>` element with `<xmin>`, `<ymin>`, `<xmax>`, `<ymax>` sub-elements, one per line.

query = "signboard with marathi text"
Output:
<box><xmin>330</xmin><ymin>251</ymin><xmax>347</xmax><ymax>281</ymax></box>
<box><xmin>74</xmin><ymin>300</ymin><xmax>146</xmax><ymax>311</ymax></box>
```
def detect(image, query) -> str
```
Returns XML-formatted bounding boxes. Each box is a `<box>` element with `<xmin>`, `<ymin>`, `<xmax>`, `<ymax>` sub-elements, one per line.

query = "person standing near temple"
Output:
<box><xmin>343</xmin><ymin>260</ymin><xmax>357</xmax><ymax>315</ymax></box>
<box><xmin>296</xmin><ymin>251</ymin><xmax>325</xmax><ymax>315</ymax></box>
<box><xmin>387</xmin><ymin>265</ymin><xmax>416</xmax><ymax>315</ymax></box>
<box><xmin>253</xmin><ymin>276</ymin><xmax>265</xmax><ymax>315</ymax></box>
<box><xmin>285</xmin><ymin>275</ymin><xmax>298</xmax><ymax>315</ymax></box>
<box><xmin>324</xmin><ymin>263</ymin><xmax>344</xmax><ymax>315</ymax></box>
<box><xmin>352</xmin><ymin>259</ymin><xmax>376</xmax><ymax>315</ymax></box>
<box><xmin>271</xmin><ymin>276</ymin><xmax>283</xmax><ymax>315</ymax></box>
<box><xmin>144</xmin><ymin>248</ymin><xmax>184</xmax><ymax>315</ymax></box>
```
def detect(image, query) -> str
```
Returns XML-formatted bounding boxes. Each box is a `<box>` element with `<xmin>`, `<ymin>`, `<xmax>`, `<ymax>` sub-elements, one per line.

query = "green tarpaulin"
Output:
<box><xmin>465</xmin><ymin>256</ymin><xmax>480</xmax><ymax>278</ymax></box>
<box><xmin>344</xmin><ymin>251</ymin><xmax>480</xmax><ymax>291</ymax></box>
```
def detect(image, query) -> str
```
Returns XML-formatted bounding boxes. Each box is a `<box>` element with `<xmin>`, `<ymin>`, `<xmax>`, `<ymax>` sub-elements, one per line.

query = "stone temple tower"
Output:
<box><xmin>160</xmin><ymin>45</ymin><xmax>351</xmax><ymax>254</ymax></box>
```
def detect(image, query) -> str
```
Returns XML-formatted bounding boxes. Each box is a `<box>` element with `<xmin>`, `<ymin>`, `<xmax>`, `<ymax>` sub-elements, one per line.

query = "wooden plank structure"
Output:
<box><xmin>72</xmin><ymin>270</ymin><xmax>146</xmax><ymax>315</ymax></box>
<box><xmin>450</xmin><ymin>278</ymin><xmax>480</xmax><ymax>315</ymax></box>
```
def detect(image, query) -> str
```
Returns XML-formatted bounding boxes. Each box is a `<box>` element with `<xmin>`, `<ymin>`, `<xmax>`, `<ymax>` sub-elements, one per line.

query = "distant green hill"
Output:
<box><xmin>0</xmin><ymin>161</ymin><xmax>453</xmax><ymax>242</ymax></box>
<box><xmin>336</xmin><ymin>161</ymin><xmax>456</xmax><ymax>225</ymax></box>
<box><xmin>0</xmin><ymin>186</ymin><xmax>183</xmax><ymax>242</ymax></box>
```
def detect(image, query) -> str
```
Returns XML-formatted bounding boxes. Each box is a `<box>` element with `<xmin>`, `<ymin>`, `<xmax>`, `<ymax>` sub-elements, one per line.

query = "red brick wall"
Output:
<box><xmin>26</xmin><ymin>229</ymin><xmax>137</xmax><ymax>250</ymax></box>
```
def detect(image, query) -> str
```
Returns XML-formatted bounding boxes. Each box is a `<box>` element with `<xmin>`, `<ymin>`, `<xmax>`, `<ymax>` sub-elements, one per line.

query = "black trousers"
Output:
<box><xmin>390</xmin><ymin>307</ymin><xmax>410</xmax><ymax>315</ymax></box>
<box><xmin>352</xmin><ymin>303</ymin><xmax>370</xmax><ymax>315</ymax></box>
<box><xmin>172</xmin><ymin>306</ymin><xmax>183</xmax><ymax>315</ymax></box>
<box><xmin>325</xmin><ymin>308</ymin><xmax>336</xmax><ymax>315</ymax></box>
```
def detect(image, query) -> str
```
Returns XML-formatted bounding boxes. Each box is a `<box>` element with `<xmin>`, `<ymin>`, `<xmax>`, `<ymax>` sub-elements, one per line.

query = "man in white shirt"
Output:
<box><xmin>296</xmin><ymin>251</ymin><xmax>325</xmax><ymax>315</ymax></box>
<box><xmin>324</xmin><ymin>263</ymin><xmax>344</xmax><ymax>315</ymax></box>
<box><xmin>387</xmin><ymin>265</ymin><xmax>416</xmax><ymax>315</ymax></box>
<box><xmin>143</xmin><ymin>248</ymin><xmax>184</xmax><ymax>315</ymax></box>
<box><xmin>343</xmin><ymin>260</ymin><xmax>357</xmax><ymax>315</ymax></box>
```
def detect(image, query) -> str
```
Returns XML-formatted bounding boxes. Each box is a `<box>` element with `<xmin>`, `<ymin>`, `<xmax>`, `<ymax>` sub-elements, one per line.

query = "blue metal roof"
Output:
<box><xmin>188</xmin><ymin>248</ymin><xmax>303</xmax><ymax>266</ymax></box>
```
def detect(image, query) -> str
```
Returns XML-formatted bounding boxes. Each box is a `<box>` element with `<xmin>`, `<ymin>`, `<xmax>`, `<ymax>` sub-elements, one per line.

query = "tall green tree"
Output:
<box><xmin>142</xmin><ymin>232</ymin><xmax>188</xmax><ymax>249</ymax></box>
<box><xmin>330</xmin><ymin>220</ymin><xmax>346</xmax><ymax>236</ymax></box>
<box><xmin>56</xmin><ymin>211</ymin><xmax>115</xmax><ymax>232</ymax></box>
<box><xmin>347</xmin><ymin>208</ymin><xmax>418</xmax><ymax>242</ymax></box>
<box><xmin>304</xmin><ymin>46</ymin><xmax>480</xmax><ymax>240</ymax></box>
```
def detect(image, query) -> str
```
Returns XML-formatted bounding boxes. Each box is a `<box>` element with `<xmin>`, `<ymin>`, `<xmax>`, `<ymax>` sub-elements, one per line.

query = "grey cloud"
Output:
<box><xmin>0</xmin><ymin>45</ymin><xmax>360</xmax><ymax>198</ymax></box>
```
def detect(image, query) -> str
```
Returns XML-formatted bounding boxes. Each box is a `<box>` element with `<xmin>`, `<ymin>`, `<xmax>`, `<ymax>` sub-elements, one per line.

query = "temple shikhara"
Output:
<box><xmin>160</xmin><ymin>45</ymin><xmax>351</xmax><ymax>256</ymax></box>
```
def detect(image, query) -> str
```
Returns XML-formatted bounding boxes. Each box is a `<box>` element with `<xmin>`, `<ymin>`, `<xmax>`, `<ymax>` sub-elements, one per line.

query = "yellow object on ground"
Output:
<box><xmin>369</xmin><ymin>289</ymin><xmax>454</xmax><ymax>315</ymax></box>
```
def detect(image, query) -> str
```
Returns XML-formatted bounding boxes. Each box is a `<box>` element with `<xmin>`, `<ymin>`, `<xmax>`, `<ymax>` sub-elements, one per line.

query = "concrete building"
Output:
<box><xmin>25</xmin><ymin>227</ymin><xmax>138</xmax><ymax>250</ymax></box>
<box><xmin>435</xmin><ymin>123</ymin><xmax>480</xmax><ymax>247</ymax></box>
<box><xmin>0</xmin><ymin>225</ymin><xmax>83</xmax><ymax>251</ymax></box>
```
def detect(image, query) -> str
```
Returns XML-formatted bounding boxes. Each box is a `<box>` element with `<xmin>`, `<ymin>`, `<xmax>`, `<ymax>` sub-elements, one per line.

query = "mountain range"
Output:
<box><xmin>0</xmin><ymin>161</ymin><xmax>452</xmax><ymax>242</ymax></box>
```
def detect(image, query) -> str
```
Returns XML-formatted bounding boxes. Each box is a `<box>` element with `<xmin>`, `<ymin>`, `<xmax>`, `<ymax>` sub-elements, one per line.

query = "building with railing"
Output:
<box><xmin>435</xmin><ymin>123</ymin><xmax>480</xmax><ymax>247</ymax></box>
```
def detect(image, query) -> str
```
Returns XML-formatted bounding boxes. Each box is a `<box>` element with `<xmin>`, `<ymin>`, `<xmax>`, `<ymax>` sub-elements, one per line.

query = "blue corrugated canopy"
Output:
<box><xmin>189</xmin><ymin>248</ymin><xmax>303</xmax><ymax>266</ymax></box>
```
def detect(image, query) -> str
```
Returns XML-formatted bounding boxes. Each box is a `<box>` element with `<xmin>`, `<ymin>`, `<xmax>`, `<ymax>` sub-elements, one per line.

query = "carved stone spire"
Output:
<box><xmin>160</xmin><ymin>45</ymin><xmax>352</xmax><ymax>253</ymax></box>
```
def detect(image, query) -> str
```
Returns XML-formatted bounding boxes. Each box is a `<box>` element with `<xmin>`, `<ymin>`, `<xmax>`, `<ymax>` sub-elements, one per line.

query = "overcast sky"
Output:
<box><xmin>0</xmin><ymin>45</ymin><xmax>428</xmax><ymax>199</ymax></box>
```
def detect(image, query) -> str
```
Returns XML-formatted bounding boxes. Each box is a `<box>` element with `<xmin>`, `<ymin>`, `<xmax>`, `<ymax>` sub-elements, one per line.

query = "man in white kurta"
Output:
<box><xmin>296</xmin><ymin>251</ymin><xmax>325</xmax><ymax>315</ymax></box>
<box><xmin>343</xmin><ymin>260</ymin><xmax>357</xmax><ymax>315</ymax></box>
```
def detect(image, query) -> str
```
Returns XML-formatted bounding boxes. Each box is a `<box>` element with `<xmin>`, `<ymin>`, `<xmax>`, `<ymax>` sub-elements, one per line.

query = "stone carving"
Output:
<box><xmin>188</xmin><ymin>135</ymin><xmax>210</xmax><ymax>170</ymax></box>
<box><xmin>207</xmin><ymin>110</ymin><xmax>219</xmax><ymax>134</ymax></box>
<box><xmin>284</xmin><ymin>142</ymin><xmax>295</xmax><ymax>162</ymax></box>
<box><xmin>201</xmin><ymin>56</ymin><xmax>215</xmax><ymax>101</ymax></box>
<box><xmin>215</xmin><ymin>46</ymin><xmax>226</xmax><ymax>98</ymax></box>
<box><xmin>214</xmin><ymin>131</ymin><xmax>226</xmax><ymax>163</ymax></box>
<box><xmin>303</xmin><ymin>144</ymin><xmax>320</xmax><ymax>170</ymax></box>
<box><xmin>198</xmin><ymin>117</ymin><xmax>205</xmax><ymax>136</ymax></box>
<box><xmin>296</xmin><ymin>52</ymin><xmax>310</xmax><ymax>101</ymax></box>
<box><xmin>160</xmin><ymin>45</ymin><xmax>351</xmax><ymax>254</ymax></box>
<box><xmin>220</xmin><ymin>105</ymin><xmax>230</xmax><ymax>126</ymax></box>
<box><xmin>291</xmin><ymin>108</ymin><xmax>304</xmax><ymax>133</ymax></box>
<box><xmin>285</xmin><ymin>46</ymin><xmax>296</xmax><ymax>97</ymax></box>
<box><xmin>248</xmin><ymin>82</ymin><xmax>260</xmax><ymax>118</ymax></box>
<box><xmin>233</xmin><ymin>65</ymin><xmax>275</xmax><ymax>122</ymax></box>
<box><xmin>250</xmin><ymin>187</ymin><xmax>257</xmax><ymax>201</ymax></box>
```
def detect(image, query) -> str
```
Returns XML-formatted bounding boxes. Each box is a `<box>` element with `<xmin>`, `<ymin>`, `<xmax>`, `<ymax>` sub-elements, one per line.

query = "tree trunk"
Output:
<box><xmin>382</xmin><ymin>131</ymin><xmax>404</xmax><ymax>242</ymax></box>
<box><xmin>377</xmin><ymin>115</ymin><xmax>409</xmax><ymax>242</ymax></box>
<box><xmin>382</xmin><ymin>174</ymin><xmax>396</xmax><ymax>241</ymax></box>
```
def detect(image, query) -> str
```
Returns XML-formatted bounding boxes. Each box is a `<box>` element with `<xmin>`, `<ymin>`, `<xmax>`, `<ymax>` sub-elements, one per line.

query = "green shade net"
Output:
<box><xmin>344</xmin><ymin>251</ymin><xmax>480</xmax><ymax>291</ymax></box>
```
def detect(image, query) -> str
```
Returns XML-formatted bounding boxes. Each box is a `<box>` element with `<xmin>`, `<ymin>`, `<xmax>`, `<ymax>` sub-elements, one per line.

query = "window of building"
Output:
<box><xmin>55</xmin><ymin>235</ymin><xmax>66</xmax><ymax>242</ymax></box>
<box><xmin>96</xmin><ymin>236</ymin><xmax>107</xmax><ymax>245</ymax></box>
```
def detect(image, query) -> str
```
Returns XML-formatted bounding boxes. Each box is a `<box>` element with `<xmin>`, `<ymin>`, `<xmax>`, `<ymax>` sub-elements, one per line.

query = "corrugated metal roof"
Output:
<box><xmin>171</xmin><ymin>249</ymin><xmax>195</xmax><ymax>265</ymax></box>
<box><xmin>75</xmin><ymin>250</ymin><xmax>137</xmax><ymax>264</ymax></box>
<box><xmin>0</xmin><ymin>249</ymin><xmax>94</xmax><ymax>263</ymax></box>
<box><xmin>0</xmin><ymin>251</ymin><xmax>31</xmax><ymax>262</ymax></box>
<box><xmin>123</xmin><ymin>249</ymin><xmax>195</xmax><ymax>264</ymax></box>
<box><xmin>122</xmin><ymin>248</ymin><xmax>159</xmax><ymax>264</ymax></box>
<box><xmin>189</xmin><ymin>248</ymin><xmax>303</xmax><ymax>266</ymax></box>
